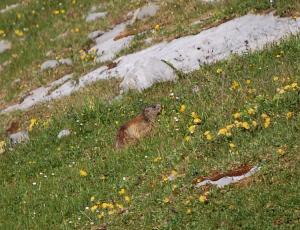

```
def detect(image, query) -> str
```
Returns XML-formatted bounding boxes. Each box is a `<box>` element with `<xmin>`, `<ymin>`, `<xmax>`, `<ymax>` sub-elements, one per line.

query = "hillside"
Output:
<box><xmin>0</xmin><ymin>0</ymin><xmax>300</xmax><ymax>229</ymax></box>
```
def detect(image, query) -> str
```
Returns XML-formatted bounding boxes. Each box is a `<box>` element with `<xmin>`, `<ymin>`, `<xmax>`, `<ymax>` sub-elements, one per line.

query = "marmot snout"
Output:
<box><xmin>115</xmin><ymin>104</ymin><xmax>161</xmax><ymax>149</ymax></box>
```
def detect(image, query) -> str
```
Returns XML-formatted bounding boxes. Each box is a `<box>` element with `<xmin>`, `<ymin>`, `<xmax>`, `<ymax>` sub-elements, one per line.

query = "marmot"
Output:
<box><xmin>115</xmin><ymin>104</ymin><xmax>161</xmax><ymax>149</ymax></box>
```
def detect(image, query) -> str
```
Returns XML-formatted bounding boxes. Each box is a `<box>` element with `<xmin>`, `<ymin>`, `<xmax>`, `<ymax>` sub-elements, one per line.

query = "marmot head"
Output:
<box><xmin>143</xmin><ymin>104</ymin><xmax>161</xmax><ymax>121</ymax></box>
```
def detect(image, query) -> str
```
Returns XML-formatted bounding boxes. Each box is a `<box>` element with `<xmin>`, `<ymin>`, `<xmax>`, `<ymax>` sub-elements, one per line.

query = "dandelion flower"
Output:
<box><xmin>163</xmin><ymin>197</ymin><xmax>170</xmax><ymax>203</ymax></box>
<box><xmin>233</xmin><ymin>112</ymin><xmax>241</xmax><ymax>119</ymax></box>
<box><xmin>252</xmin><ymin>120</ymin><xmax>258</xmax><ymax>128</ymax></box>
<box><xmin>0</xmin><ymin>141</ymin><xmax>5</xmax><ymax>154</ymax></box>
<box><xmin>118</xmin><ymin>188</ymin><xmax>126</xmax><ymax>196</ymax></box>
<box><xmin>188</xmin><ymin>125</ymin><xmax>197</xmax><ymax>134</ymax></box>
<box><xmin>247</xmin><ymin>108</ymin><xmax>256</xmax><ymax>115</ymax></box>
<box><xmin>153</xmin><ymin>156</ymin><xmax>162</xmax><ymax>162</ymax></box>
<box><xmin>184</xmin><ymin>136</ymin><xmax>191</xmax><ymax>142</ymax></box>
<box><xmin>79</xmin><ymin>169</ymin><xmax>88</xmax><ymax>177</ymax></box>
<box><xmin>218</xmin><ymin>128</ymin><xmax>230</xmax><ymax>136</ymax></box>
<box><xmin>15</xmin><ymin>29</ymin><xmax>24</xmax><ymax>37</ymax></box>
<box><xmin>191</xmin><ymin>112</ymin><xmax>199</xmax><ymax>119</ymax></box>
<box><xmin>154</xmin><ymin>24</ymin><xmax>160</xmax><ymax>30</ymax></box>
<box><xmin>241</xmin><ymin>122</ymin><xmax>250</xmax><ymax>130</ymax></box>
<box><xmin>124</xmin><ymin>196</ymin><xmax>131</xmax><ymax>203</ymax></box>
<box><xmin>179</xmin><ymin>104</ymin><xmax>186</xmax><ymax>113</ymax></box>
<box><xmin>90</xmin><ymin>205</ymin><xmax>98</xmax><ymax>212</ymax></box>
<box><xmin>216</xmin><ymin>68</ymin><xmax>223</xmax><ymax>74</ymax></box>
<box><xmin>204</xmin><ymin>131</ymin><xmax>213</xmax><ymax>141</ymax></box>
<box><xmin>199</xmin><ymin>195</ymin><xmax>207</xmax><ymax>203</ymax></box>
<box><xmin>273</xmin><ymin>76</ymin><xmax>279</xmax><ymax>82</ymax></box>
<box><xmin>97</xmin><ymin>212</ymin><xmax>105</xmax><ymax>219</ymax></box>
<box><xmin>229</xmin><ymin>143</ymin><xmax>236</xmax><ymax>149</ymax></box>
<box><xmin>286</xmin><ymin>112</ymin><xmax>294</xmax><ymax>119</ymax></box>
<box><xmin>28</xmin><ymin>118</ymin><xmax>37</xmax><ymax>131</ymax></box>
<box><xmin>90</xmin><ymin>196</ymin><xmax>95</xmax><ymax>202</ymax></box>
<box><xmin>277</xmin><ymin>148</ymin><xmax>286</xmax><ymax>156</ymax></box>
<box><xmin>193</xmin><ymin>118</ymin><xmax>201</xmax><ymax>124</ymax></box>
<box><xmin>186</xmin><ymin>208</ymin><xmax>192</xmax><ymax>214</ymax></box>
<box><xmin>246</xmin><ymin>79</ymin><xmax>251</xmax><ymax>84</ymax></box>
<box><xmin>230</xmin><ymin>80</ymin><xmax>240</xmax><ymax>90</ymax></box>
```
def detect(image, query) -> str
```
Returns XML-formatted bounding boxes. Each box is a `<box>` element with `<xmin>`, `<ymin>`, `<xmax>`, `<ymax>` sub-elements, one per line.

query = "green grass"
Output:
<box><xmin>1</xmin><ymin>0</ymin><xmax>300</xmax><ymax>229</ymax></box>
<box><xmin>1</xmin><ymin>33</ymin><xmax>300</xmax><ymax>229</ymax></box>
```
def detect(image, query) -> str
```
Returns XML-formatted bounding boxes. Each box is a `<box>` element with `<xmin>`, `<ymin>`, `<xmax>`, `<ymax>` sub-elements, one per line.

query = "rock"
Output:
<box><xmin>88</xmin><ymin>30</ymin><xmax>105</xmax><ymax>40</ymax></box>
<box><xmin>130</xmin><ymin>3</ymin><xmax>159</xmax><ymax>24</ymax></box>
<box><xmin>9</xmin><ymin>131</ymin><xmax>29</xmax><ymax>145</ymax></box>
<box><xmin>59</xmin><ymin>58</ymin><xmax>73</xmax><ymax>66</ymax></box>
<box><xmin>41</xmin><ymin>60</ymin><xmax>59</xmax><ymax>71</ymax></box>
<box><xmin>0</xmin><ymin>40</ymin><xmax>12</xmax><ymax>53</ymax></box>
<box><xmin>58</xmin><ymin>129</ymin><xmax>71</xmax><ymax>139</ymax></box>
<box><xmin>86</xmin><ymin>12</ymin><xmax>107</xmax><ymax>22</ymax></box>
<box><xmin>0</xmin><ymin>4</ymin><xmax>19</xmax><ymax>13</ymax></box>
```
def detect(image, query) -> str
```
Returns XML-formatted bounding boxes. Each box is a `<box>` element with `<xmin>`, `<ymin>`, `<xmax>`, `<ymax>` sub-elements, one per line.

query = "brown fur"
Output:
<box><xmin>5</xmin><ymin>120</ymin><xmax>20</xmax><ymax>135</ymax></box>
<box><xmin>115</xmin><ymin>104</ymin><xmax>161</xmax><ymax>149</ymax></box>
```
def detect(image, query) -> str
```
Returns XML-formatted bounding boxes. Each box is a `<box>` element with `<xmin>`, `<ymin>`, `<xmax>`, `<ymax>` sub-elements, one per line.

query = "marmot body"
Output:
<box><xmin>115</xmin><ymin>104</ymin><xmax>161</xmax><ymax>149</ymax></box>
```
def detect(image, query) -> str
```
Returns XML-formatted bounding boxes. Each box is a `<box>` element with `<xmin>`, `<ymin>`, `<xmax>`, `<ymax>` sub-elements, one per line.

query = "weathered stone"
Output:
<box><xmin>59</xmin><ymin>58</ymin><xmax>73</xmax><ymax>66</ymax></box>
<box><xmin>88</xmin><ymin>30</ymin><xmax>105</xmax><ymax>40</ymax></box>
<box><xmin>9</xmin><ymin>131</ymin><xmax>29</xmax><ymax>145</ymax></box>
<box><xmin>86</xmin><ymin>12</ymin><xmax>107</xmax><ymax>22</ymax></box>
<box><xmin>58</xmin><ymin>129</ymin><xmax>71</xmax><ymax>139</ymax></box>
<box><xmin>41</xmin><ymin>60</ymin><xmax>59</xmax><ymax>70</ymax></box>
<box><xmin>0</xmin><ymin>40</ymin><xmax>11</xmax><ymax>53</ymax></box>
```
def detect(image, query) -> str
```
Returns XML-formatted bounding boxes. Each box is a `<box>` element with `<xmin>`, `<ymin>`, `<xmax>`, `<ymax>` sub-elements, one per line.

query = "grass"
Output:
<box><xmin>1</xmin><ymin>0</ymin><xmax>300</xmax><ymax>229</ymax></box>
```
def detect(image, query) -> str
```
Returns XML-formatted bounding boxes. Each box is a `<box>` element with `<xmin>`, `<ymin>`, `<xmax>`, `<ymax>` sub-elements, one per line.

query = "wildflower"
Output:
<box><xmin>233</xmin><ymin>112</ymin><xmax>241</xmax><ymax>119</ymax></box>
<box><xmin>102</xmin><ymin>203</ymin><xmax>114</xmax><ymax>209</ymax></box>
<box><xmin>154</xmin><ymin>24</ymin><xmax>160</xmax><ymax>30</ymax></box>
<box><xmin>124</xmin><ymin>196</ymin><xmax>131</xmax><ymax>203</ymax></box>
<box><xmin>90</xmin><ymin>196</ymin><xmax>95</xmax><ymax>202</ymax></box>
<box><xmin>60</xmin><ymin>9</ymin><xmax>65</xmax><ymax>14</ymax></box>
<box><xmin>0</xmin><ymin>141</ymin><xmax>6</xmax><ymax>154</ymax></box>
<box><xmin>246</xmin><ymin>79</ymin><xmax>251</xmax><ymax>84</ymax></box>
<box><xmin>52</xmin><ymin>10</ymin><xmax>60</xmax><ymax>15</ymax></box>
<box><xmin>188</xmin><ymin>125</ymin><xmax>196</xmax><ymax>134</ymax></box>
<box><xmin>230</xmin><ymin>80</ymin><xmax>240</xmax><ymax>90</ymax></box>
<box><xmin>79</xmin><ymin>169</ymin><xmax>88</xmax><ymax>177</ymax></box>
<box><xmin>199</xmin><ymin>195</ymin><xmax>207</xmax><ymax>203</ymax></box>
<box><xmin>218</xmin><ymin>128</ymin><xmax>231</xmax><ymax>136</ymax></box>
<box><xmin>264</xmin><ymin>117</ymin><xmax>271</xmax><ymax>128</ymax></box>
<box><xmin>241</xmin><ymin>122</ymin><xmax>250</xmax><ymax>130</ymax></box>
<box><xmin>216</xmin><ymin>68</ymin><xmax>223</xmax><ymax>74</ymax></box>
<box><xmin>118</xmin><ymin>188</ymin><xmax>126</xmax><ymax>196</ymax></box>
<box><xmin>277</xmin><ymin>148</ymin><xmax>286</xmax><ymax>156</ymax></box>
<box><xmin>191</xmin><ymin>112</ymin><xmax>199</xmax><ymax>119</ymax></box>
<box><xmin>184</xmin><ymin>136</ymin><xmax>191</xmax><ymax>142</ymax></box>
<box><xmin>247</xmin><ymin>108</ymin><xmax>256</xmax><ymax>115</ymax></box>
<box><xmin>15</xmin><ymin>29</ymin><xmax>24</xmax><ymax>37</ymax></box>
<box><xmin>179</xmin><ymin>104</ymin><xmax>186</xmax><ymax>113</ymax></box>
<box><xmin>163</xmin><ymin>197</ymin><xmax>170</xmax><ymax>203</ymax></box>
<box><xmin>286</xmin><ymin>112</ymin><xmax>294</xmax><ymax>119</ymax></box>
<box><xmin>193</xmin><ymin>118</ymin><xmax>201</xmax><ymax>124</ymax></box>
<box><xmin>186</xmin><ymin>209</ymin><xmax>192</xmax><ymax>214</ymax></box>
<box><xmin>97</xmin><ymin>212</ymin><xmax>105</xmax><ymax>219</ymax></box>
<box><xmin>252</xmin><ymin>120</ymin><xmax>258</xmax><ymax>128</ymax></box>
<box><xmin>28</xmin><ymin>118</ymin><xmax>37</xmax><ymax>132</ymax></box>
<box><xmin>229</xmin><ymin>143</ymin><xmax>236</xmax><ymax>149</ymax></box>
<box><xmin>108</xmin><ymin>210</ymin><xmax>115</xmax><ymax>215</ymax></box>
<box><xmin>0</xmin><ymin>30</ymin><xmax>5</xmax><ymax>37</ymax></box>
<box><xmin>74</xmin><ymin>28</ymin><xmax>80</xmax><ymax>33</ymax></box>
<box><xmin>273</xmin><ymin>76</ymin><xmax>279</xmax><ymax>82</ymax></box>
<box><xmin>153</xmin><ymin>156</ymin><xmax>162</xmax><ymax>162</ymax></box>
<box><xmin>116</xmin><ymin>203</ymin><xmax>124</xmax><ymax>209</ymax></box>
<box><xmin>90</xmin><ymin>205</ymin><xmax>98</xmax><ymax>212</ymax></box>
<box><xmin>204</xmin><ymin>131</ymin><xmax>213</xmax><ymax>141</ymax></box>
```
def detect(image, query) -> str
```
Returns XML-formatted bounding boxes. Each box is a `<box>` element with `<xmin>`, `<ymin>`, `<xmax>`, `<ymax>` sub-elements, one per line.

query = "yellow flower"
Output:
<box><xmin>241</xmin><ymin>122</ymin><xmax>250</xmax><ymax>130</ymax></box>
<box><xmin>230</xmin><ymin>80</ymin><xmax>240</xmax><ymax>90</ymax></box>
<box><xmin>90</xmin><ymin>205</ymin><xmax>98</xmax><ymax>212</ymax></box>
<box><xmin>246</xmin><ymin>79</ymin><xmax>251</xmax><ymax>84</ymax></box>
<box><xmin>153</xmin><ymin>156</ymin><xmax>162</xmax><ymax>162</ymax></box>
<box><xmin>216</xmin><ymin>68</ymin><xmax>223</xmax><ymax>74</ymax></box>
<box><xmin>90</xmin><ymin>196</ymin><xmax>95</xmax><ymax>202</ymax></box>
<box><xmin>233</xmin><ymin>112</ymin><xmax>241</xmax><ymax>119</ymax></box>
<box><xmin>191</xmin><ymin>112</ymin><xmax>199</xmax><ymax>119</ymax></box>
<box><xmin>60</xmin><ymin>9</ymin><xmax>65</xmax><ymax>14</ymax></box>
<box><xmin>264</xmin><ymin>117</ymin><xmax>271</xmax><ymax>128</ymax></box>
<box><xmin>28</xmin><ymin>118</ymin><xmax>37</xmax><ymax>131</ymax></box>
<box><xmin>116</xmin><ymin>203</ymin><xmax>124</xmax><ymax>209</ymax></box>
<box><xmin>74</xmin><ymin>28</ymin><xmax>80</xmax><ymax>33</ymax></box>
<box><xmin>273</xmin><ymin>76</ymin><xmax>279</xmax><ymax>82</ymax></box>
<box><xmin>102</xmin><ymin>202</ymin><xmax>114</xmax><ymax>209</ymax></box>
<box><xmin>97</xmin><ymin>212</ymin><xmax>105</xmax><ymax>219</ymax></box>
<box><xmin>218</xmin><ymin>128</ymin><xmax>231</xmax><ymax>136</ymax></box>
<box><xmin>52</xmin><ymin>10</ymin><xmax>60</xmax><ymax>15</ymax></box>
<box><xmin>0</xmin><ymin>141</ymin><xmax>6</xmax><ymax>154</ymax></box>
<box><xmin>199</xmin><ymin>195</ymin><xmax>207</xmax><ymax>203</ymax></box>
<box><xmin>286</xmin><ymin>112</ymin><xmax>294</xmax><ymax>119</ymax></box>
<box><xmin>15</xmin><ymin>29</ymin><xmax>24</xmax><ymax>37</ymax></box>
<box><xmin>247</xmin><ymin>108</ymin><xmax>256</xmax><ymax>115</ymax></box>
<box><xmin>108</xmin><ymin>210</ymin><xmax>115</xmax><ymax>215</ymax></box>
<box><xmin>118</xmin><ymin>188</ymin><xmax>126</xmax><ymax>196</ymax></box>
<box><xmin>229</xmin><ymin>143</ymin><xmax>236</xmax><ymax>149</ymax></box>
<box><xmin>179</xmin><ymin>104</ymin><xmax>186</xmax><ymax>113</ymax></box>
<box><xmin>184</xmin><ymin>136</ymin><xmax>191</xmax><ymax>142</ymax></box>
<box><xmin>154</xmin><ymin>24</ymin><xmax>160</xmax><ymax>30</ymax></box>
<box><xmin>0</xmin><ymin>30</ymin><xmax>5</xmax><ymax>37</ymax></box>
<box><xmin>193</xmin><ymin>118</ymin><xmax>201</xmax><ymax>124</ymax></box>
<box><xmin>124</xmin><ymin>196</ymin><xmax>131</xmax><ymax>203</ymax></box>
<box><xmin>186</xmin><ymin>209</ymin><xmax>192</xmax><ymax>214</ymax></box>
<box><xmin>252</xmin><ymin>120</ymin><xmax>258</xmax><ymax>128</ymax></box>
<box><xmin>188</xmin><ymin>125</ymin><xmax>197</xmax><ymax>134</ymax></box>
<box><xmin>261</xmin><ymin>113</ymin><xmax>269</xmax><ymax>119</ymax></box>
<box><xmin>163</xmin><ymin>197</ymin><xmax>170</xmax><ymax>203</ymax></box>
<box><xmin>277</xmin><ymin>148</ymin><xmax>286</xmax><ymax>156</ymax></box>
<box><xmin>204</xmin><ymin>131</ymin><xmax>214</xmax><ymax>141</ymax></box>
<box><xmin>79</xmin><ymin>169</ymin><xmax>88</xmax><ymax>177</ymax></box>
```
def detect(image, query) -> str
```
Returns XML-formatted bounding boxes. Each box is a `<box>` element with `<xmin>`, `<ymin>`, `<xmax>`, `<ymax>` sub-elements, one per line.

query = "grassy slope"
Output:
<box><xmin>0</xmin><ymin>0</ymin><xmax>300</xmax><ymax>229</ymax></box>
